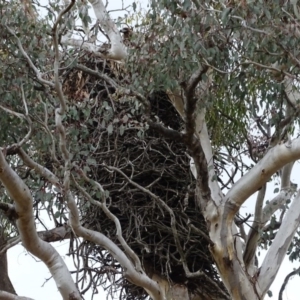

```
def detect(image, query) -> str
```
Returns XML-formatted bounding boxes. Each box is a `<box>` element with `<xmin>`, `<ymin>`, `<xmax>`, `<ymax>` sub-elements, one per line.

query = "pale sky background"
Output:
<box><xmin>5</xmin><ymin>1</ymin><xmax>300</xmax><ymax>299</ymax></box>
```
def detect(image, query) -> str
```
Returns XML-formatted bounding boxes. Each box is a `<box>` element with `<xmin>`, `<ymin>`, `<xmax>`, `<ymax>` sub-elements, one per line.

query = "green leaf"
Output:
<box><xmin>107</xmin><ymin>124</ymin><xmax>113</xmax><ymax>135</ymax></box>
<box><xmin>221</xmin><ymin>7</ymin><xmax>232</xmax><ymax>24</ymax></box>
<box><xmin>119</xmin><ymin>124</ymin><xmax>125</xmax><ymax>136</ymax></box>
<box><xmin>87</xmin><ymin>158</ymin><xmax>97</xmax><ymax>166</ymax></box>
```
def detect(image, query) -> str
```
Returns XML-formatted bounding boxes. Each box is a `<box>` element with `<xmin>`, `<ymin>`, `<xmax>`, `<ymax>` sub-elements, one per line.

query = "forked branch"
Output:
<box><xmin>0</xmin><ymin>150</ymin><xmax>81</xmax><ymax>300</ymax></box>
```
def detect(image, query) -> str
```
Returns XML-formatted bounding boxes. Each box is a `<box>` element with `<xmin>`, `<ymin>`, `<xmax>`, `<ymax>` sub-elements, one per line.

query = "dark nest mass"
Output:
<box><xmin>62</xmin><ymin>54</ymin><xmax>227</xmax><ymax>299</ymax></box>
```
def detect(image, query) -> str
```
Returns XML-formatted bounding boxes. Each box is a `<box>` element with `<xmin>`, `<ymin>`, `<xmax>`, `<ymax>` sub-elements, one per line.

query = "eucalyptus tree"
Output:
<box><xmin>1</xmin><ymin>0</ymin><xmax>300</xmax><ymax>300</ymax></box>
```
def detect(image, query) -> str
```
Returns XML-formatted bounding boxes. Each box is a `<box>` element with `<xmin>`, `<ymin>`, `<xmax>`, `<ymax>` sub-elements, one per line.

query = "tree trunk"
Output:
<box><xmin>153</xmin><ymin>274</ymin><xmax>222</xmax><ymax>300</ymax></box>
<box><xmin>145</xmin><ymin>264</ymin><xmax>224</xmax><ymax>300</ymax></box>
<box><xmin>0</xmin><ymin>227</ymin><xmax>16</xmax><ymax>294</ymax></box>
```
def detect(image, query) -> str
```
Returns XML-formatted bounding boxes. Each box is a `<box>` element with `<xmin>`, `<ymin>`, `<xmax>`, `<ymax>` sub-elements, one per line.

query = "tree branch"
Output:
<box><xmin>16</xmin><ymin>148</ymin><xmax>61</xmax><ymax>189</ymax></box>
<box><xmin>0</xmin><ymin>150</ymin><xmax>81</xmax><ymax>300</ymax></box>
<box><xmin>225</xmin><ymin>137</ymin><xmax>300</xmax><ymax>212</ymax></box>
<box><xmin>88</xmin><ymin>0</ymin><xmax>127</xmax><ymax>60</ymax></box>
<box><xmin>4</xmin><ymin>26</ymin><xmax>54</xmax><ymax>88</ymax></box>
<box><xmin>75</xmin><ymin>63</ymin><xmax>151</xmax><ymax>113</ymax></box>
<box><xmin>258</xmin><ymin>190</ymin><xmax>300</xmax><ymax>295</ymax></box>
<box><xmin>262</xmin><ymin>162</ymin><xmax>295</xmax><ymax>224</ymax></box>
<box><xmin>181</xmin><ymin>67</ymin><xmax>212</xmax><ymax>210</ymax></box>
<box><xmin>52</xmin><ymin>0</ymin><xmax>75</xmax><ymax>115</ymax></box>
<box><xmin>243</xmin><ymin>184</ymin><xmax>266</xmax><ymax>268</ymax></box>
<box><xmin>102</xmin><ymin>164</ymin><xmax>229</xmax><ymax>298</ymax></box>
<box><xmin>0</xmin><ymin>291</ymin><xmax>34</xmax><ymax>300</ymax></box>
<box><xmin>196</xmin><ymin>114</ymin><xmax>223</xmax><ymax>205</ymax></box>
<box><xmin>72</xmin><ymin>171</ymin><xmax>143</xmax><ymax>273</ymax></box>
<box><xmin>278</xmin><ymin>266</ymin><xmax>300</xmax><ymax>300</ymax></box>
<box><xmin>0</xmin><ymin>226</ymin><xmax>71</xmax><ymax>255</ymax></box>
<box><xmin>65</xmin><ymin>190</ymin><xmax>164</xmax><ymax>300</ymax></box>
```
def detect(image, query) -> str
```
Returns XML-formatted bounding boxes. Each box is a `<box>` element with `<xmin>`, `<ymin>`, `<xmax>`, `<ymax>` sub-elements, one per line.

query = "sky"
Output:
<box><xmin>5</xmin><ymin>0</ymin><xmax>300</xmax><ymax>299</ymax></box>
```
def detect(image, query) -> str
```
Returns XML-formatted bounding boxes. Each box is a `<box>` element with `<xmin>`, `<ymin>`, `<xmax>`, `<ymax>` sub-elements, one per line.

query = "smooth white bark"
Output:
<box><xmin>226</xmin><ymin>137</ymin><xmax>300</xmax><ymax>208</ymax></box>
<box><xmin>203</xmin><ymin>135</ymin><xmax>300</xmax><ymax>299</ymax></box>
<box><xmin>17</xmin><ymin>148</ymin><xmax>61</xmax><ymax>189</ymax></box>
<box><xmin>262</xmin><ymin>189</ymin><xmax>294</xmax><ymax>224</ymax></box>
<box><xmin>60</xmin><ymin>36</ymin><xmax>104</xmax><ymax>55</ymax></box>
<box><xmin>196</xmin><ymin>117</ymin><xmax>223</xmax><ymax>205</ymax></box>
<box><xmin>66</xmin><ymin>191</ymin><xmax>165</xmax><ymax>300</ymax></box>
<box><xmin>0</xmin><ymin>151</ymin><xmax>81</xmax><ymax>300</ymax></box>
<box><xmin>258</xmin><ymin>190</ymin><xmax>300</xmax><ymax>296</ymax></box>
<box><xmin>60</xmin><ymin>0</ymin><xmax>127</xmax><ymax>60</ymax></box>
<box><xmin>88</xmin><ymin>0</ymin><xmax>127</xmax><ymax>60</ymax></box>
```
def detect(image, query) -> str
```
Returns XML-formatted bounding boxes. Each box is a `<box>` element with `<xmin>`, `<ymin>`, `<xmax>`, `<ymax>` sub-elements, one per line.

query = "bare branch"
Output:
<box><xmin>75</xmin><ymin>63</ymin><xmax>151</xmax><ymax>113</ymax></box>
<box><xmin>179</xmin><ymin>71</ymin><xmax>212</xmax><ymax>216</ymax></box>
<box><xmin>75</xmin><ymin>63</ymin><xmax>120</xmax><ymax>88</ymax></box>
<box><xmin>241</xmin><ymin>60</ymin><xmax>298</xmax><ymax>80</ymax></box>
<box><xmin>258</xmin><ymin>190</ymin><xmax>300</xmax><ymax>295</ymax></box>
<box><xmin>103</xmin><ymin>164</ymin><xmax>228</xmax><ymax>299</ymax></box>
<box><xmin>225</xmin><ymin>137</ymin><xmax>300</xmax><ymax>212</ymax></box>
<box><xmin>243</xmin><ymin>184</ymin><xmax>266</xmax><ymax>268</ymax></box>
<box><xmin>259</xmin><ymin>189</ymin><xmax>294</xmax><ymax>230</ymax></box>
<box><xmin>0</xmin><ymin>150</ymin><xmax>81</xmax><ymax>300</ymax></box>
<box><xmin>0</xmin><ymin>236</ymin><xmax>20</xmax><ymax>255</ymax></box>
<box><xmin>88</xmin><ymin>0</ymin><xmax>127</xmax><ymax>60</ymax></box>
<box><xmin>37</xmin><ymin>225</ymin><xmax>72</xmax><ymax>243</ymax></box>
<box><xmin>34</xmin><ymin>96</ymin><xmax>60</xmax><ymax>164</ymax></box>
<box><xmin>65</xmin><ymin>190</ymin><xmax>164</xmax><ymax>300</ymax></box>
<box><xmin>196</xmin><ymin>114</ymin><xmax>223</xmax><ymax>205</ymax></box>
<box><xmin>4</xmin><ymin>26</ymin><xmax>54</xmax><ymax>88</ymax></box>
<box><xmin>61</xmin><ymin>0</ymin><xmax>127</xmax><ymax>61</ymax></box>
<box><xmin>281</xmin><ymin>161</ymin><xmax>294</xmax><ymax>189</ymax></box>
<box><xmin>52</xmin><ymin>0</ymin><xmax>75</xmax><ymax>115</ymax></box>
<box><xmin>72</xmin><ymin>171</ymin><xmax>143</xmax><ymax>273</ymax></box>
<box><xmin>262</xmin><ymin>163</ymin><xmax>296</xmax><ymax>224</ymax></box>
<box><xmin>0</xmin><ymin>291</ymin><xmax>34</xmax><ymax>300</ymax></box>
<box><xmin>181</xmin><ymin>66</ymin><xmax>209</xmax><ymax>144</ymax></box>
<box><xmin>0</xmin><ymin>226</ymin><xmax>71</xmax><ymax>255</ymax></box>
<box><xmin>183</xmin><ymin>66</ymin><xmax>210</xmax><ymax>96</ymax></box>
<box><xmin>278</xmin><ymin>266</ymin><xmax>300</xmax><ymax>300</ymax></box>
<box><xmin>147</xmin><ymin>121</ymin><xmax>184</xmax><ymax>142</ymax></box>
<box><xmin>16</xmin><ymin>148</ymin><xmax>61</xmax><ymax>189</ymax></box>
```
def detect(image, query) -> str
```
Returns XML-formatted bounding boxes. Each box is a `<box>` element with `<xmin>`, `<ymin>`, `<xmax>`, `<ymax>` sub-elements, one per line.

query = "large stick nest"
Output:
<box><xmin>62</xmin><ymin>54</ymin><xmax>227</xmax><ymax>299</ymax></box>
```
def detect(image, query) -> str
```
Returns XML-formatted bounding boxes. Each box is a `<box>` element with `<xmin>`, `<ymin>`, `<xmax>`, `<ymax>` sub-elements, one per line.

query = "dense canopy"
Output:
<box><xmin>1</xmin><ymin>1</ymin><xmax>300</xmax><ymax>300</ymax></box>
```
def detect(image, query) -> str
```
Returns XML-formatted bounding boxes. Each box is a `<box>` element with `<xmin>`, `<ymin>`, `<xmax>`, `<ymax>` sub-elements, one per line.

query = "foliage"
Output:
<box><xmin>1</xmin><ymin>0</ymin><xmax>300</xmax><ymax>299</ymax></box>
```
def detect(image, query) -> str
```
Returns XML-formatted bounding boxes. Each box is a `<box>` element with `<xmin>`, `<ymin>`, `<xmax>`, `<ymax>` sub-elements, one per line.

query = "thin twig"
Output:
<box><xmin>278</xmin><ymin>266</ymin><xmax>300</xmax><ymax>300</ymax></box>
<box><xmin>72</xmin><ymin>171</ymin><xmax>143</xmax><ymax>273</ymax></box>
<box><xmin>5</xmin><ymin>25</ymin><xmax>55</xmax><ymax>88</ymax></box>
